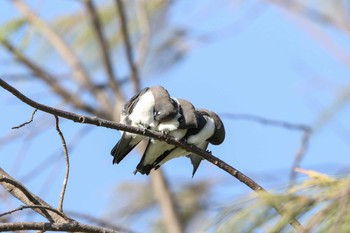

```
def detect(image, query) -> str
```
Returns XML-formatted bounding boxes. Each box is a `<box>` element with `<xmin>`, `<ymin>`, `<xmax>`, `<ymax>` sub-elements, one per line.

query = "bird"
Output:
<box><xmin>111</xmin><ymin>86</ymin><xmax>179</xmax><ymax>164</ymax></box>
<box><xmin>134</xmin><ymin>99</ymin><xmax>198</xmax><ymax>175</ymax></box>
<box><xmin>151</xmin><ymin>109</ymin><xmax>225</xmax><ymax>177</ymax></box>
<box><xmin>187</xmin><ymin>109</ymin><xmax>226</xmax><ymax>176</ymax></box>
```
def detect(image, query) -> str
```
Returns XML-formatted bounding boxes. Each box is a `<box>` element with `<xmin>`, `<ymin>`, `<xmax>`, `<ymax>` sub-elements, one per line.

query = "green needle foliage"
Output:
<box><xmin>209</xmin><ymin>170</ymin><xmax>350</xmax><ymax>233</ymax></box>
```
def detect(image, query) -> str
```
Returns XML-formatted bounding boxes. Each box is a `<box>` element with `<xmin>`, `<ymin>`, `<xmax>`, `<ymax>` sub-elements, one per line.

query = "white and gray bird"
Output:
<box><xmin>151</xmin><ymin>109</ymin><xmax>225</xmax><ymax>177</ymax></box>
<box><xmin>134</xmin><ymin>99</ymin><xmax>198</xmax><ymax>175</ymax></box>
<box><xmin>111</xmin><ymin>86</ymin><xmax>178</xmax><ymax>164</ymax></box>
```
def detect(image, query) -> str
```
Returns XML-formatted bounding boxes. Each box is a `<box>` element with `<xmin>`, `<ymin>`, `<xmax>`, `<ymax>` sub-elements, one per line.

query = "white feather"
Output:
<box><xmin>187</xmin><ymin>116</ymin><xmax>215</xmax><ymax>145</ymax></box>
<box><xmin>128</xmin><ymin>91</ymin><xmax>156</xmax><ymax>128</ymax></box>
<box><xmin>157</xmin><ymin>116</ymin><xmax>215</xmax><ymax>166</ymax></box>
<box><xmin>143</xmin><ymin>128</ymin><xmax>186</xmax><ymax>165</ymax></box>
<box><xmin>157</xmin><ymin>113</ymin><xmax>181</xmax><ymax>132</ymax></box>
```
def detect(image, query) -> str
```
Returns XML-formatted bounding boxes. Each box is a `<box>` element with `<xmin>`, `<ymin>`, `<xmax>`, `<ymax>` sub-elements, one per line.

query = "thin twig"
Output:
<box><xmin>83</xmin><ymin>0</ymin><xmax>124</xmax><ymax>101</ymax></box>
<box><xmin>221</xmin><ymin>113</ymin><xmax>311</xmax><ymax>131</ymax></box>
<box><xmin>289</xmin><ymin>130</ymin><xmax>311</xmax><ymax>186</ymax></box>
<box><xmin>0</xmin><ymin>78</ymin><xmax>304</xmax><ymax>232</ymax></box>
<box><xmin>221</xmin><ymin>112</ymin><xmax>312</xmax><ymax>187</ymax></box>
<box><xmin>12</xmin><ymin>109</ymin><xmax>38</xmax><ymax>129</ymax></box>
<box><xmin>20</xmin><ymin>126</ymin><xmax>92</xmax><ymax>183</ymax></box>
<box><xmin>54</xmin><ymin>116</ymin><xmax>69</xmax><ymax>212</ymax></box>
<box><xmin>0</xmin><ymin>205</ymin><xmax>69</xmax><ymax>220</ymax></box>
<box><xmin>0</xmin><ymin>168</ymin><xmax>69</xmax><ymax>223</ymax></box>
<box><xmin>115</xmin><ymin>0</ymin><xmax>140</xmax><ymax>93</ymax></box>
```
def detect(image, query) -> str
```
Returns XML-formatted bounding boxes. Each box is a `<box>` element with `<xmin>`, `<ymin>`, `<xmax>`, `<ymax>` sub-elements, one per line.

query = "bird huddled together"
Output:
<box><xmin>110</xmin><ymin>86</ymin><xmax>225</xmax><ymax>177</ymax></box>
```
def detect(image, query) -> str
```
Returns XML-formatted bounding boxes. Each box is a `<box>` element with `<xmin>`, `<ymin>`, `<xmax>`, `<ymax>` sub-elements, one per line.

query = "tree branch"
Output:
<box><xmin>0</xmin><ymin>168</ymin><xmax>70</xmax><ymax>223</ymax></box>
<box><xmin>11</xmin><ymin>109</ymin><xmax>38</xmax><ymax>129</ymax></box>
<box><xmin>1</xmin><ymin>39</ymin><xmax>99</xmax><ymax>116</ymax></box>
<box><xmin>221</xmin><ymin>113</ymin><xmax>311</xmax><ymax>131</ymax></box>
<box><xmin>54</xmin><ymin>116</ymin><xmax>69</xmax><ymax>212</ymax></box>
<box><xmin>220</xmin><ymin>113</ymin><xmax>312</xmax><ymax>186</ymax></box>
<box><xmin>0</xmin><ymin>78</ymin><xmax>303</xmax><ymax>231</ymax></box>
<box><xmin>115</xmin><ymin>0</ymin><xmax>140</xmax><ymax>93</ymax></box>
<box><xmin>12</xmin><ymin>0</ymin><xmax>111</xmax><ymax>111</ymax></box>
<box><xmin>0</xmin><ymin>222</ymin><xmax>121</xmax><ymax>233</ymax></box>
<box><xmin>150</xmin><ymin>170</ymin><xmax>184</xmax><ymax>233</ymax></box>
<box><xmin>0</xmin><ymin>205</ymin><xmax>68</xmax><ymax>220</ymax></box>
<box><xmin>83</xmin><ymin>0</ymin><xmax>124</xmax><ymax>101</ymax></box>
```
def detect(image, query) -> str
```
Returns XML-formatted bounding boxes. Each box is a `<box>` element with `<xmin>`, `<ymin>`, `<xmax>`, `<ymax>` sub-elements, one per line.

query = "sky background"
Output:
<box><xmin>1</xmin><ymin>0</ymin><xmax>350</xmax><ymax>232</ymax></box>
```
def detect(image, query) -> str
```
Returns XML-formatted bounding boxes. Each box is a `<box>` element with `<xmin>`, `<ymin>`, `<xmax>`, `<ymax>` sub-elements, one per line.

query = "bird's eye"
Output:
<box><xmin>179</xmin><ymin>116</ymin><xmax>184</xmax><ymax>123</ymax></box>
<box><xmin>154</xmin><ymin>110</ymin><xmax>160</xmax><ymax>117</ymax></box>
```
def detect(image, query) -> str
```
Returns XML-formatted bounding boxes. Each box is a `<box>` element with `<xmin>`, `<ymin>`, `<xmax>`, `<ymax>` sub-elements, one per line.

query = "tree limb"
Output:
<box><xmin>115</xmin><ymin>0</ymin><xmax>140</xmax><ymax>93</ymax></box>
<box><xmin>83</xmin><ymin>0</ymin><xmax>124</xmax><ymax>102</ymax></box>
<box><xmin>150</xmin><ymin>170</ymin><xmax>183</xmax><ymax>233</ymax></box>
<box><xmin>11</xmin><ymin>0</ymin><xmax>111</xmax><ymax>111</ymax></box>
<box><xmin>0</xmin><ymin>168</ymin><xmax>70</xmax><ymax>223</ymax></box>
<box><xmin>0</xmin><ymin>222</ymin><xmax>122</xmax><ymax>233</ymax></box>
<box><xmin>0</xmin><ymin>78</ymin><xmax>303</xmax><ymax>231</ymax></box>
<box><xmin>1</xmin><ymin>39</ymin><xmax>99</xmax><ymax>116</ymax></box>
<box><xmin>0</xmin><ymin>205</ymin><xmax>68</xmax><ymax>220</ymax></box>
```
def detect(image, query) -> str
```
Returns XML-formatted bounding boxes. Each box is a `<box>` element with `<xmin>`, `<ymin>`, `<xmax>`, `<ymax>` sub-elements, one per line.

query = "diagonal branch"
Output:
<box><xmin>83</xmin><ymin>0</ymin><xmax>124</xmax><ymax>101</ymax></box>
<box><xmin>0</xmin><ymin>205</ymin><xmax>68</xmax><ymax>220</ymax></box>
<box><xmin>0</xmin><ymin>78</ymin><xmax>304</xmax><ymax>232</ymax></box>
<box><xmin>115</xmin><ymin>0</ymin><xmax>140</xmax><ymax>93</ymax></box>
<box><xmin>11</xmin><ymin>0</ymin><xmax>111</xmax><ymax>111</ymax></box>
<box><xmin>12</xmin><ymin>109</ymin><xmax>38</xmax><ymax>129</ymax></box>
<box><xmin>0</xmin><ymin>168</ymin><xmax>70</xmax><ymax>223</ymax></box>
<box><xmin>1</xmin><ymin>39</ymin><xmax>99</xmax><ymax>116</ymax></box>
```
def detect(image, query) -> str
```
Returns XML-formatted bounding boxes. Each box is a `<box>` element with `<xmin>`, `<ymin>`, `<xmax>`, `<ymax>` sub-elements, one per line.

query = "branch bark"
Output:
<box><xmin>54</xmin><ymin>116</ymin><xmax>69</xmax><ymax>212</ymax></box>
<box><xmin>0</xmin><ymin>78</ymin><xmax>304</xmax><ymax>232</ymax></box>
<box><xmin>115</xmin><ymin>0</ymin><xmax>140</xmax><ymax>93</ymax></box>
<box><xmin>0</xmin><ymin>222</ymin><xmax>121</xmax><ymax>233</ymax></box>
<box><xmin>0</xmin><ymin>168</ymin><xmax>70</xmax><ymax>223</ymax></box>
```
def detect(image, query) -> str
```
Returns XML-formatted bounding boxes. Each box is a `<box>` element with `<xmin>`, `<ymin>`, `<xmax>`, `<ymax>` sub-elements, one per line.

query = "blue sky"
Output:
<box><xmin>1</xmin><ymin>0</ymin><xmax>350</xmax><ymax>231</ymax></box>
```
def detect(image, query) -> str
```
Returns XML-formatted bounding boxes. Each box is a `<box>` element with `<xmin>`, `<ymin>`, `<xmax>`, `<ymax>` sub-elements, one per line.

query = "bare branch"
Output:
<box><xmin>221</xmin><ymin>112</ymin><xmax>312</xmax><ymax>187</ymax></box>
<box><xmin>135</xmin><ymin>0</ymin><xmax>150</xmax><ymax>67</ymax></box>
<box><xmin>0</xmin><ymin>222</ymin><xmax>122</xmax><ymax>233</ymax></box>
<box><xmin>289</xmin><ymin>130</ymin><xmax>311</xmax><ymax>185</ymax></box>
<box><xmin>0</xmin><ymin>205</ymin><xmax>68</xmax><ymax>220</ymax></box>
<box><xmin>0</xmin><ymin>78</ymin><xmax>304</xmax><ymax>232</ymax></box>
<box><xmin>83</xmin><ymin>0</ymin><xmax>124</xmax><ymax>101</ymax></box>
<box><xmin>0</xmin><ymin>168</ymin><xmax>69</xmax><ymax>223</ymax></box>
<box><xmin>221</xmin><ymin>113</ymin><xmax>311</xmax><ymax>131</ymax></box>
<box><xmin>1</xmin><ymin>39</ymin><xmax>98</xmax><ymax>115</ymax></box>
<box><xmin>12</xmin><ymin>109</ymin><xmax>38</xmax><ymax>129</ymax></box>
<box><xmin>12</xmin><ymin>0</ymin><xmax>111</xmax><ymax>111</ymax></box>
<box><xmin>115</xmin><ymin>0</ymin><xmax>140</xmax><ymax>93</ymax></box>
<box><xmin>54</xmin><ymin>116</ymin><xmax>69</xmax><ymax>212</ymax></box>
<box><xmin>150</xmin><ymin>170</ymin><xmax>183</xmax><ymax>233</ymax></box>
